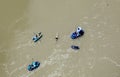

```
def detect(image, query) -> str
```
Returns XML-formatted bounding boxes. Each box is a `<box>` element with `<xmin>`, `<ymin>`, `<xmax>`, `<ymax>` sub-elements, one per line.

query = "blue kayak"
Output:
<box><xmin>32</xmin><ymin>32</ymin><xmax>43</xmax><ymax>42</ymax></box>
<box><xmin>71</xmin><ymin>27</ymin><xmax>84</xmax><ymax>39</ymax></box>
<box><xmin>71</xmin><ymin>45</ymin><xmax>80</xmax><ymax>50</ymax></box>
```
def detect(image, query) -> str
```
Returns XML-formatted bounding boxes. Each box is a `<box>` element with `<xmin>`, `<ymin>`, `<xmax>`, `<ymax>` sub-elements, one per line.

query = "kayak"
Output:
<box><xmin>71</xmin><ymin>45</ymin><xmax>80</xmax><ymax>50</ymax></box>
<box><xmin>32</xmin><ymin>32</ymin><xmax>43</xmax><ymax>42</ymax></box>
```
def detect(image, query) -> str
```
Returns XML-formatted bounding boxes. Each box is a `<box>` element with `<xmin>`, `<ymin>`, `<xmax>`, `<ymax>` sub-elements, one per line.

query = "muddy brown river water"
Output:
<box><xmin>0</xmin><ymin>0</ymin><xmax>120</xmax><ymax>77</ymax></box>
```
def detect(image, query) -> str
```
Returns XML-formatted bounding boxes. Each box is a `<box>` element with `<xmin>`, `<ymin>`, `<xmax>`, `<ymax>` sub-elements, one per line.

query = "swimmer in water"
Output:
<box><xmin>55</xmin><ymin>33</ymin><xmax>59</xmax><ymax>41</ymax></box>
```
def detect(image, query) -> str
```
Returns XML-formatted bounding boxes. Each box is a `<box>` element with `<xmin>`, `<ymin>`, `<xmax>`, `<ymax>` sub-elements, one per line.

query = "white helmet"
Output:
<box><xmin>77</xmin><ymin>27</ymin><xmax>82</xmax><ymax>33</ymax></box>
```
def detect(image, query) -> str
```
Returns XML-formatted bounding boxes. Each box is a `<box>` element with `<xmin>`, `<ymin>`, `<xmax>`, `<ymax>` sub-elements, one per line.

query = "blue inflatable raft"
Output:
<box><xmin>27</xmin><ymin>61</ymin><xmax>40</xmax><ymax>71</ymax></box>
<box><xmin>71</xmin><ymin>27</ymin><xmax>84</xmax><ymax>39</ymax></box>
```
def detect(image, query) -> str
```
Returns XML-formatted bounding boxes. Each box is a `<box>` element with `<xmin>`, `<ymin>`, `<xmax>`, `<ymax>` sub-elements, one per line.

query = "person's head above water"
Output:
<box><xmin>55</xmin><ymin>33</ymin><xmax>59</xmax><ymax>41</ymax></box>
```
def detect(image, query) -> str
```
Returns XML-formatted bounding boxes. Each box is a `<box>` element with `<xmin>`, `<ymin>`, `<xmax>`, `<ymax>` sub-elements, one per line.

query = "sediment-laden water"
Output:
<box><xmin>0</xmin><ymin>0</ymin><xmax>120</xmax><ymax>77</ymax></box>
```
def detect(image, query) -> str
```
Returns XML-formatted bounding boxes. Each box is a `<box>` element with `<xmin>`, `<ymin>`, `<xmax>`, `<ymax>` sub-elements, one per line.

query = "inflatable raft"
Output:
<box><xmin>27</xmin><ymin>61</ymin><xmax>40</xmax><ymax>71</ymax></box>
<box><xmin>71</xmin><ymin>27</ymin><xmax>84</xmax><ymax>39</ymax></box>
